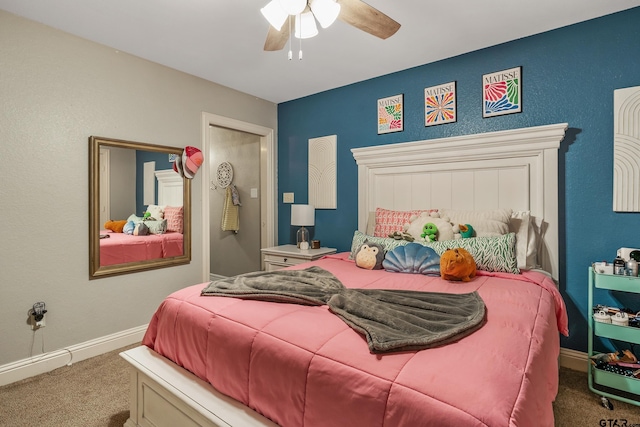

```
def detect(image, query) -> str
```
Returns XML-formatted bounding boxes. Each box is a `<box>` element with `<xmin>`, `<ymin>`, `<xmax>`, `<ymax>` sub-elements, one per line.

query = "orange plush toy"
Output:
<box><xmin>104</xmin><ymin>220</ymin><xmax>127</xmax><ymax>233</ymax></box>
<box><xmin>440</xmin><ymin>248</ymin><xmax>476</xmax><ymax>282</ymax></box>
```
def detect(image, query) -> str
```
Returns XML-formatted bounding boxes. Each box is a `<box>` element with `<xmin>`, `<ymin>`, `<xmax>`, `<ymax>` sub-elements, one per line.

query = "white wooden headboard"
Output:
<box><xmin>351</xmin><ymin>123</ymin><xmax>568</xmax><ymax>281</ymax></box>
<box><xmin>155</xmin><ymin>169</ymin><xmax>184</xmax><ymax>207</ymax></box>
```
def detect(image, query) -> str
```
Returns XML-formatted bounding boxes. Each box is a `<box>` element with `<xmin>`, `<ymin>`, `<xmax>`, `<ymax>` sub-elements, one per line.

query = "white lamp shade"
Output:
<box><xmin>279</xmin><ymin>0</ymin><xmax>306</xmax><ymax>15</ymax></box>
<box><xmin>261</xmin><ymin>0</ymin><xmax>289</xmax><ymax>31</ymax></box>
<box><xmin>291</xmin><ymin>204</ymin><xmax>315</xmax><ymax>226</ymax></box>
<box><xmin>295</xmin><ymin>11</ymin><xmax>319</xmax><ymax>39</ymax></box>
<box><xmin>310</xmin><ymin>0</ymin><xmax>340</xmax><ymax>28</ymax></box>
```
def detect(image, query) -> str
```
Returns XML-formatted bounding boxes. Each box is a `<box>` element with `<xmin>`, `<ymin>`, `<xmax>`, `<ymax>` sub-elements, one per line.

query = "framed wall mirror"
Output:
<box><xmin>89</xmin><ymin>136</ymin><xmax>191</xmax><ymax>279</ymax></box>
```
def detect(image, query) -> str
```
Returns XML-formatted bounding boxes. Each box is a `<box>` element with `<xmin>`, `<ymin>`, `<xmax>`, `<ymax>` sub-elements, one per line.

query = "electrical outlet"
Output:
<box><xmin>29</xmin><ymin>302</ymin><xmax>47</xmax><ymax>330</ymax></box>
<box><xmin>34</xmin><ymin>317</ymin><xmax>45</xmax><ymax>330</ymax></box>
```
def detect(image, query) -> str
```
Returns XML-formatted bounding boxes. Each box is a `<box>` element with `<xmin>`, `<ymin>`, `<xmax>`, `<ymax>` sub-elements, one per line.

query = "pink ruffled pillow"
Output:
<box><xmin>164</xmin><ymin>206</ymin><xmax>184</xmax><ymax>233</ymax></box>
<box><xmin>373</xmin><ymin>207</ymin><xmax>438</xmax><ymax>237</ymax></box>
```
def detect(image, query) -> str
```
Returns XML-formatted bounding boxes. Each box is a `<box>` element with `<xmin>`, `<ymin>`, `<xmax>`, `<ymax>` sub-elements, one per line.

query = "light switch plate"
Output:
<box><xmin>250</xmin><ymin>188</ymin><xmax>258</xmax><ymax>198</ymax></box>
<box><xmin>283</xmin><ymin>192</ymin><xmax>294</xmax><ymax>203</ymax></box>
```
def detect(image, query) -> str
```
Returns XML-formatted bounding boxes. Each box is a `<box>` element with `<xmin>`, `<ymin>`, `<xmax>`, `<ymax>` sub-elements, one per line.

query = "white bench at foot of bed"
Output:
<box><xmin>120</xmin><ymin>346</ymin><xmax>278</xmax><ymax>427</ymax></box>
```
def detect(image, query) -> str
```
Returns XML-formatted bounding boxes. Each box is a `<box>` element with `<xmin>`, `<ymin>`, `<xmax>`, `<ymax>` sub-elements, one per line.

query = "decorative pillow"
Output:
<box><xmin>439</xmin><ymin>208</ymin><xmax>512</xmax><ymax>237</ymax></box>
<box><xmin>144</xmin><ymin>219</ymin><xmax>167</xmax><ymax>235</ymax></box>
<box><xmin>354</xmin><ymin>241</ymin><xmax>385</xmax><ymax>270</ymax></box>
<box><xmin>404</xmin><ymin>212</ymin><xmax>455</xmax><ymax>242</ymax></box>
<box><xmin>422</xmin><ymin>233</ymin><xmax>519</xmax><ymax>274</ymax></box>
<box><xmin>373</xmin><ymin>207</ymin><xmax>438</xmax><ymax>237</ymax></box>
<box><xmin>509</xmin><ymin>211</ymin><xmax>544</xmax><ymax>270</ymax></box>
<box><xmin>383</xmin><ymin>243</ymin><xmax>440</xmax><ymax>275</ymax></box>
<box><xmin>349</xmin><ymin>230</ymin><xmax>411</xmax><ymax>260</ymax></box>
<box><xmin>164</xmin><ymin>206</ymin><xmax>184</xmax><ymax>233</ymax></box>
<box><xmin>350</xmin><ymin>230</ymin><xmax>519</xmax><ymax>274</ymax></box>
<box><xmin>366</xmin><ymin>211</ymin><xmax>376</xmax><ymax>236</ymax></box>
<box><xmin>146</xmin><ymin>204</ymin><xmax>166</xmax><ymax>220</ymax></box>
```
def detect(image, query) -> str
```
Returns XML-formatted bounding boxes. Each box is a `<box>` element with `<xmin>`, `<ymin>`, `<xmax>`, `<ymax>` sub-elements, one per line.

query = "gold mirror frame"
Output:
<box><xmin>89</xmin><ymin>136</ymin><xmax>191</xmax><ymax>279</ymax></box>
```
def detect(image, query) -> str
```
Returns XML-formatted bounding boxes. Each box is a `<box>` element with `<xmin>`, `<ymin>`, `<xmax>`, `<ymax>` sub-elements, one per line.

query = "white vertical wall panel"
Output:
<box><xmin>613</xmin><ymin>85</ymin><xmax>640</xmax><ymax>212</ymax></box>
<box><xmin>308</xmin><ymin>135</ymin><xmax>337</xmax><ymax>209</ymax></box>
<box><xmin>143</xmin><ymin>161</ymin><xmax>156</xmax><ymax>205</ymax></box>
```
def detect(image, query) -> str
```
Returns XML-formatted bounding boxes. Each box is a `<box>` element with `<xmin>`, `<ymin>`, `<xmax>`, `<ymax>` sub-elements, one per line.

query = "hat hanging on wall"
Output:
<box><xmin>173</xmin><ymin>146</ymin><xmax>203</xmax><ymax>179</ymax></box>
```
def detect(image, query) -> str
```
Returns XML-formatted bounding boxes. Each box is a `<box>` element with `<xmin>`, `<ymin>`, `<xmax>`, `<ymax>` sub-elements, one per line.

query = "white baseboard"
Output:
<box><xmin>559</xmin><ymin>347</ymin><xmax>588</xmax><ymax>372</ymax></box>
<box><xmin>0</xmin><ymin>324</ymin><xmax>147</xmax><ymax>387</ymax></box>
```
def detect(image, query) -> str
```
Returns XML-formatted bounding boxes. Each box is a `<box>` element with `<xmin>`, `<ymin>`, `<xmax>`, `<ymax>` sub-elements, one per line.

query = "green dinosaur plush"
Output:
<box><xmin>421</xmin><ymin>223</ymin><xmax>438</xmax><ymax>242</ymax></box>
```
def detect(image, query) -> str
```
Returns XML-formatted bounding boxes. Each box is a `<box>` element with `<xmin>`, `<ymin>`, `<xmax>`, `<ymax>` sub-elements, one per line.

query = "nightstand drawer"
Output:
<box><xmin>263</xmin><ymin>254</ymin><xmax>308</xmax><ymax>266</ymax></box>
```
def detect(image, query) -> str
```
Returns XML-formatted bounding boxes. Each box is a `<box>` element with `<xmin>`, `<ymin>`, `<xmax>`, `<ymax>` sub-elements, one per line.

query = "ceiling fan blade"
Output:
<box><xmin>264</xmin><ymin>16</ymin><xmax>292</xmax><ymax>51</ymax></box>
<box><xmin>338</xmin><ymin>0</ymin><xmax>401</xmax><ymax>40</ymax></box>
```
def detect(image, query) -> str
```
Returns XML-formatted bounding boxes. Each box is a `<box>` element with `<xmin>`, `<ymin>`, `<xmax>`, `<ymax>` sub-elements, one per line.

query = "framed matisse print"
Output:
<box><xmin>425</xmin><ymin>81</ymin><xmax>456</xmax><ymax>126</ymax></box>
<box><xmin>377</xmin><ymin>94</ymin><xmax>403</xmax><ymax>134</ymax></box>
<box><xmin>483</xmin><ymin>66</ymin><xmax>522</xmax><ymax>118</ymax></box>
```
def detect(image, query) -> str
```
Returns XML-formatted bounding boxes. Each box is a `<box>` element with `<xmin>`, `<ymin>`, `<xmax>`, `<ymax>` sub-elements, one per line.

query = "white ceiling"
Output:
<box><xmin>2</xmin><ymin>0</ymin><xmax>639</xmax><ymax>104</ymax></box>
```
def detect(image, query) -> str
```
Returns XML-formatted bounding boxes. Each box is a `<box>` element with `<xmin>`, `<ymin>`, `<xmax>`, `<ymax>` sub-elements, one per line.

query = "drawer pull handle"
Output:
<box><xmin>283</xmin><ymin>258</ymin><xmax>288</xmax><ymax>262</ymax></box>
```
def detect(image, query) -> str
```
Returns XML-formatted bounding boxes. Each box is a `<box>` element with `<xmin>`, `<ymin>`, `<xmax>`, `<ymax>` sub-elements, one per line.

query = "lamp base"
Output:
<box><xmin>296</xmin><ymin>226</ymin><xmax>310</xmax><ymax>250</ymax></box>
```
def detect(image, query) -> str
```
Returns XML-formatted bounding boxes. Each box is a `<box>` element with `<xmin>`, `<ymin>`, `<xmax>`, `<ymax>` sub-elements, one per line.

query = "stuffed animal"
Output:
<box><xmin>404</xmin><ymin>212</ymin><xmax>454</xmax><ymax>242</ymax></box>
<box><xmin>388</xmin><ymin>231</ymin><xmax>415</xmax><ymax>242</ymax></box>
<box><xmin>355</xmin><ymin>240</ymin><xmax>385</xmax><ymax>270</ymax></box>
<box><xmin>421</xmin><ymin>223</ymin><xmax>438</xmax><ymax>242</ymax></box>
<box><xmin>452</xmin><ymin>224</ymin><xmax>474</xmax><ymax>239</ymax></box>
<box><xmin>104</xmin><ymin>219</ymin><xmax>127</xmax><ymax>233</ymax></box>
<box><xmin>123</xmin><ymin>220</ymin><xmax>135</xmax><ymax>235</ymax></box>
<box><xmin>133</xmin><ymin>222</ymin><xmax>149</xmax><ymax>236</ymax></box>
<box><xmin>459</xmin><ymin>224</ymin><xmax>474</xmax><ymax>238</ymax></box>
<box><xmin>440</xmin><ymin>247</ymin><xmax>476</xmax><ymax>282</ymax></box>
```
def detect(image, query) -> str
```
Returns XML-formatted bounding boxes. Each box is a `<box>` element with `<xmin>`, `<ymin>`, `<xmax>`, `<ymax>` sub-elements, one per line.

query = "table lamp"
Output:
<box><xmin>291</xmin><ymin>204</ymin><xmax>315</xmax><ymax>250</ymax></box>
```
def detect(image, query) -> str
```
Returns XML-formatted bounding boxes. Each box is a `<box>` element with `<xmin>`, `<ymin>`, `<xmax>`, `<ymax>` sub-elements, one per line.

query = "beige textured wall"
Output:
<box><xmin>0</xmin><ymin>10</ymin><xmax>277</xmax><ymax>366</ymax></box>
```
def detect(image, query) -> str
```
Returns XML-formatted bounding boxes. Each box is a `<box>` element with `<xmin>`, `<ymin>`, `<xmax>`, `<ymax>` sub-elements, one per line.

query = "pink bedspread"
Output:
<box><xmin>99</xmin><ymin>230</ymin><xmax>183</xmax><ymax>266</ymax></box>
<box><xmin>143</xmin><ymin>253</ymin><xmax>568</xmax><ymax>427</ymax></box>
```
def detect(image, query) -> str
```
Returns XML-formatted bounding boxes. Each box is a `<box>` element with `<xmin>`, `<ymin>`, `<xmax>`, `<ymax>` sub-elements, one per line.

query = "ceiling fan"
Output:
<box><xmin>262</xmin><ymin>0</ymin><xmax>401</xmax><ymax>52</ymax></box>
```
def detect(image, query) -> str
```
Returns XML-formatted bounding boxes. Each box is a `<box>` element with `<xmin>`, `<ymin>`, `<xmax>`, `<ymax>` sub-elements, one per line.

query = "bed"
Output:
<box><xmin>121</xmin><ymin>123</ymin><xmax>569</xmax><ymax>427</ymax></box>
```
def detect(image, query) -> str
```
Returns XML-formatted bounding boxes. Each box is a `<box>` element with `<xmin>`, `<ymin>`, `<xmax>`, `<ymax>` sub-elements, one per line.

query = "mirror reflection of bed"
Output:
<box><xmin>89</xmin><ymin>136</ymin><xmax>191</xmax><ymax>279</ymax></box>
<box><xmin>99</xmin><ymin>168</ymin><xmax>185</xmax><ymax>266</ymax></box>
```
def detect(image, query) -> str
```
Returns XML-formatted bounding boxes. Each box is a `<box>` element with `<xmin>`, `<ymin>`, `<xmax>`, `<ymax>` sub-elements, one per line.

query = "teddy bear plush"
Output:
<box><xmin>440</xmin><ymin>247</ymin><xmax>476</xmax><ymax>282</ymax></box>
<box><xmin>104</xmin><ymin>219</ymin><xmax>128</xmax><ymax>233</ymax></box>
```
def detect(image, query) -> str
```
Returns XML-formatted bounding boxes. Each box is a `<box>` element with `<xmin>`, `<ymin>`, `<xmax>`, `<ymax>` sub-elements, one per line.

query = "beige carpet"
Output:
<box><xmin>1</xmin><ymin>345</ymin><xmax>639</xmax><ymax>426</ymax></box>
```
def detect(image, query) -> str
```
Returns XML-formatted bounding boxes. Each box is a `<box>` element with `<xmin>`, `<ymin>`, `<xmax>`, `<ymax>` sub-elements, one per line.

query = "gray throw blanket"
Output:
<box><xmin>201</xmin><ymin>266</ymin><xmax>486</xmax><ymax>353</ymax></box>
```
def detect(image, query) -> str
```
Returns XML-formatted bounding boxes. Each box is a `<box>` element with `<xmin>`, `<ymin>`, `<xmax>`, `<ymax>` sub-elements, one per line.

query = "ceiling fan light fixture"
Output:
<box><xmin>295</xmin><ymin>11</ymin><xmax>318</xmax><ymax>39</ymax></box>
<box><xmin>278</xmin><ymin>0</ymin><xmax>307</xmax><ymax>15</ymax></box>
<box><xmin>261</xmin><ymin>0</ymin><xmax>289</xmax><ymax>31</ymax></box>
<box><xmin>309</xmin><ymin>0</ymin><xmax>340</xmax><ymax>29</ymax></box>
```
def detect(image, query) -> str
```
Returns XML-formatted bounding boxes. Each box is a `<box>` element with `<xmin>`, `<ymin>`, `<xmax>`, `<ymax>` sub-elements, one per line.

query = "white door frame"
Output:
<box><xmin>201</xmin><ymin>112</ymin><xmax>277</xmax><ymax>281</ymax></box>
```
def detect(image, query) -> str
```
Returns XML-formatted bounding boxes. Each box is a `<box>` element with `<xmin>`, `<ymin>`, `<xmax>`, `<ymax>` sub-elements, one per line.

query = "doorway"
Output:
<box><xmin>209</xmin><ymin>127</ymin><xmax>260</xmax><ymax>277</ymax></box>
<box><xmin>201</xmin><ymin>113</ymin><xmax>276</xmax><ymax>281</ymax></box>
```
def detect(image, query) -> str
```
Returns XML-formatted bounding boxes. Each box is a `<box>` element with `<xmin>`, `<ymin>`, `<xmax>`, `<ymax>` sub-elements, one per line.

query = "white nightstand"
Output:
<box><xmin>261</xmin><ymin>244</ymin><xmax>337</xmax><ymax>271</ymax></box>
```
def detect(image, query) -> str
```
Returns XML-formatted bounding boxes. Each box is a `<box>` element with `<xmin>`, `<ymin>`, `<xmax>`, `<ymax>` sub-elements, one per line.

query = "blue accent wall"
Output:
<box><xmin>277</xmin><ymin>7</ymin><xmax>640</xmax><ymax>353</ymax></box>
<box><xmin>135</xmin><ymin>150</ymin><xmax>173</xmax><ymax>216</ymax></box>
